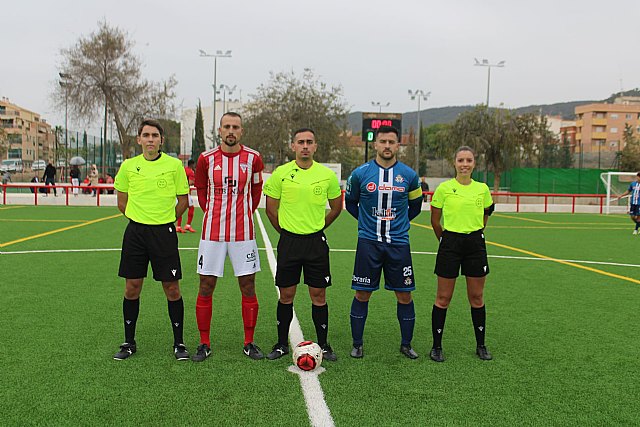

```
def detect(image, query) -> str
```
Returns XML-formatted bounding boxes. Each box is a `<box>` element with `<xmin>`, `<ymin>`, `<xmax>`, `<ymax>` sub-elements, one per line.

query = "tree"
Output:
<box><xmin>192</xmin><ymin>101</ymin><xmax>206</xmax><ymax>162</ymax></box>
<box><xmin>621</xmin><ymin>123</ymin><xmax>640</xmax><ymax>171</ymax></box>
<box><xmin>157</xmin><ymin>119</ymin><xmax>181</xmax><ymax>155</ymax></box>
<box><xmin>53</xmin><ymin>21</ymin><xmax>177</xmax><ymax>159</ymax></box>
<box><xmin>440</xmin><ymin>106</ymin><xmax>538</xmax><ymax>190</ymax></box>
<box><xmin>242</xmin><ymin>69</ymin><xmax>353</xmax><ymax>169</ymax></box>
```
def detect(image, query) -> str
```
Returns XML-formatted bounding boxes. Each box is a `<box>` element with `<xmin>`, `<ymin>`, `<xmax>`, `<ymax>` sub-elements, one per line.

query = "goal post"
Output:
<box><xmin>600</xmin><ymin>171</ymin><xmax>637</xmax><ymax>214</ymax></box>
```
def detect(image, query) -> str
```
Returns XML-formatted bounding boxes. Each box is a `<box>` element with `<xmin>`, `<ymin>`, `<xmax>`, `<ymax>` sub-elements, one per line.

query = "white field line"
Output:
<box><xmin>254</xmin><ymin>211</ymin><xmax>335</xmax><ymax>427</ymax></box>
<box><xmin>2</xmin><ymin>247</ymin><xmax>639</xmax><ymax>270</ymax></box>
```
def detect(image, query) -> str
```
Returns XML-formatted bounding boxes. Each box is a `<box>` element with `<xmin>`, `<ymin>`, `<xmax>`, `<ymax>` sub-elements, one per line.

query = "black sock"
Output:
<box><xmin>312</xmin><ymin>304</ymin><xmax>329</xmax><ymax>347</ymax></box>
<box><xmin>432</xmin><ymin>305</ymin><xmax>447</xmax><ymax>349</ymax></box>
<box><xmin>167</xmin><ymin>298</ymin><xmax>184</xmax><ymax>346</ymax></box>
<box><xmin>276</xmin><ymin>301</ymin><xmax>293</xmax><ymax>346</ymax></box>
<box><xmin>123</xmin><ymin>297</ymin><xmax>139</xmax><ymax>344</ymax></box>
<box><xmin>471</xmin><ymin>305</ymin><xmax>486</xmax><ymax>347</ymax></box>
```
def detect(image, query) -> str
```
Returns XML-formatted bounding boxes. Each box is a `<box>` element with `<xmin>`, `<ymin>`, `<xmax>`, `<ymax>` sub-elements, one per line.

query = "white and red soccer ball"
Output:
<box><xmin>293</xmin><ymin>341</ymin><xmax>323</xmax><ymax>371</ymax></box>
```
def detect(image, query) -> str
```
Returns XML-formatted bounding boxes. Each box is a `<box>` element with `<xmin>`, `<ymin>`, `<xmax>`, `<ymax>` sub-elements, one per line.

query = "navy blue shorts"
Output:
<box><xmin>630</xmin><ymin>204</ymin><xmax>640</xmax><ymax>216</ymax></box>
<box><xmin>351</xmin><ymin>238</ymin><xmax>415</xmax><ymax>292</ymax></box>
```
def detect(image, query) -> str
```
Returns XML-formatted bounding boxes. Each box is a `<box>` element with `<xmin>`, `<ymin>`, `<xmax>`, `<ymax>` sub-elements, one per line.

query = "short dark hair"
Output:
<box><xmin>188</xmin><ymin>159</ymin><xmax>195</xmax><ymax>167</ymax></box>
<box><xmin>636</xmin><ymin>172</ymin><xmax>640</xmax><ymax>177</ymax></box>
<box><xmin>292</xmin><ymin>128</ymin><xmax>316</xmax><ymax>141</ymax></box>
<box><xmin>375</xmin><ymin>126</ymin><xmax>399</xmax><ymax>140</ymax></box>
<box><xmin>137</xmin><ymin>119</ymin><xmax>164</xmax><ymax>137</ymax></box>
<box><xmin>220</xmin><ymin>112</ymin><xmax>242</xmax><ymax>125</ymax></box>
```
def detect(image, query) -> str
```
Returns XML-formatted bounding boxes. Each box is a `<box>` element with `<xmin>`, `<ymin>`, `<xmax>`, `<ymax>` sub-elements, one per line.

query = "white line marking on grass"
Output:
<box><xmin>2</xmin><ymin>247</ymin><xmax>639</xmax><ymax>270</ymax></box>
<box><xmin>255</xmin><ymin>211</ymin><xmax>335</xmax><ymax>427</ymax></box>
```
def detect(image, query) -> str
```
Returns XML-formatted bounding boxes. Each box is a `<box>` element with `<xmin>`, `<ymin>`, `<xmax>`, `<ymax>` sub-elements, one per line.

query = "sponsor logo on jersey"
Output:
<box><xmin>366</xmin><ymin>182</ymin><xmax>377</xmax><ymax>192</ymax></box>
<box><xmin>378</xmin><ymin>184</ymin><xmax>405</xmax><ymax>192</ymax></box>
<box><xmin>371</xmin><ymin>207</ymin><xmax>396</xmax><ymax>220</ymax></box>
<box><xmin>213</xmin><ymin>187</ymin><xmax>246</xmax><ymax>195</ymax></box>
<box><xmin>352</xmin><ymin>275</ymin><xmax>371</xmax><ymax>284</ymax></box>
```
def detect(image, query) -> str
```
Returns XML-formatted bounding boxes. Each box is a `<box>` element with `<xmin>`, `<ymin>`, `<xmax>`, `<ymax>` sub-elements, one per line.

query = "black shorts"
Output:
<box><xmin>434</xmin><ymin>229</ymin><xmax>489</xmax><ymax>279</ymax></box>
<box><xmin>630</xmin><ymin>204</ymin><xmax>640</xmax><ymax>216</ymax></box>
<box><xmin>275</xmin><ymin>229</ymin><xmax>331</xmax><ymax>288</ymax></box>
<box><xmin>118</xmin><ymin>220</ymin><xmax>182</xmax><ymax>282</ymax></box>
<box><xmin>352</xmin><ymin>238</ymin><xmax>415</xmax><ymax>292</ymax></box>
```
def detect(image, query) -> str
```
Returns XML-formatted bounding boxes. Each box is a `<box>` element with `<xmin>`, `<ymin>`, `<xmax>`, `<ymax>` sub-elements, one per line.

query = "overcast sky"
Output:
<box><xmin>3</xmin><ymin>0</ymin><xmax>640</xmax><ymax>130</ymax></box>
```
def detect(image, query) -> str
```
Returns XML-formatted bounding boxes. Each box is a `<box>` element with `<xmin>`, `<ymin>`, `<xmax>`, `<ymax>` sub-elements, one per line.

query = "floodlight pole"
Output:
<box><xmin>474</xmin><ymin>59</ymin><xmax>505</xmax><ymax>107</ymax></box>
<box><xmin>200</xmin><ymin>49</ymin><xmax>232</xmax><ymax>146</ymax></box>
<box><xmin>371</xmin><ymin>101</ymin><xmax>390</xmax><ymax>113</ymax></box>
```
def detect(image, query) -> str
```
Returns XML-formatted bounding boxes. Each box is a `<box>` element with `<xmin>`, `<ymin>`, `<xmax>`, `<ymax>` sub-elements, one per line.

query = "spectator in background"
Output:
<box><xmin>30</xmin><ymin>176</ymin><xmax>39</xmax><ymax>194</ymax></box>
<box><xmin>70</xmin><ymin>166</ymin><xmax>80</xmax><ymax>197</ymax></box>
<box><xmin>106</xmin><ymin>174</ymin><xmax>115</xmax><ymax>194</ymax></box>
<box><xmin>421</xmin><ymin>177</ymin><xmax>430</xmax><ymax>202</ymax></box>
<box><xmin>2</xmin><ymin>169</ymin><xmax>11</xmax><ymax>191</ymax></box>
<box><xmin>89</xmin><ymin>164</ymin><xmax>99</xmax><ymax>197</ymax></box>
<box><xmin>43</xmin><ymin>160</ymin><xmax>57</xmax><ymax>197</ymax></box>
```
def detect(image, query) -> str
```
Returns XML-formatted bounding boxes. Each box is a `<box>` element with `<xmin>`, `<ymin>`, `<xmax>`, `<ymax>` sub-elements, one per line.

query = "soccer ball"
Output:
<box><xmin>293</xmin><ymin>340</ymin><xmax>323</xmax><ymax>371</ymax></box>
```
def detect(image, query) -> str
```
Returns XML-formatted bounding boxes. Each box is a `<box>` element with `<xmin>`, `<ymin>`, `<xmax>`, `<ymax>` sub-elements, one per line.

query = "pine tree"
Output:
<box><xmin>192</xmin><ymin>101</ymin><xmax>206</xmax><ymax>162</ymax></box>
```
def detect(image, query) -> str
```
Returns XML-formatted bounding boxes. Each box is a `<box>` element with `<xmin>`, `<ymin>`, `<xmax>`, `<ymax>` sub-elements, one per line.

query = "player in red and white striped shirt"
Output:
<box><xmin>192</xmin><ymin>112</ymin><xmax>265</xmax><ymax>362</ymax></box>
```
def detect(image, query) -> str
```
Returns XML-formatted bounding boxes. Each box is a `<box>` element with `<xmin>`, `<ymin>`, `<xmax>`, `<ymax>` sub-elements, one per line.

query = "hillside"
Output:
<box><xmin>347</xmin><ymin>89</ymin><xmax>640</xmax><ymax>134</ymax></box>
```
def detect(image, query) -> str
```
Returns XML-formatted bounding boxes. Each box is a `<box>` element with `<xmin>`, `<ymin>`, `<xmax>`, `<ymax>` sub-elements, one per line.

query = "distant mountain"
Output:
<box><xmin>347</xmin><ymin>89</ymin><xmax>640</xmax><ymax>134</ymax></box>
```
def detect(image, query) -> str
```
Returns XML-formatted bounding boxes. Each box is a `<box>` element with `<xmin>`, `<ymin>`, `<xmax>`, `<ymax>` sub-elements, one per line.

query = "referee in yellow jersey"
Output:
<box><xmin>113</xmin><ymin>119</ymin><xmax>190</xmax><ymax>361</ymax></box>
<box><xmin>263</xmin><ymin>128</ymin><xmax>343</xmax><ymax>362</ymax></box>
<box><xmin>429</xmin><ymin>146</ymin><xmax>495</xmax><ymax>362</ymax></box>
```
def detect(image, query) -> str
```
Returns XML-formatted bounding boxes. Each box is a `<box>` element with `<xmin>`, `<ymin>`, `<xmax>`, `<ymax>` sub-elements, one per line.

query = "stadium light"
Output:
<box><xmin>474</xmin><ymin>58</ymin><xmax>505</xmax><ymax>107</ymax></box>
<box><xmin>199</xmin><ymin>49</ymin><xmax>232</xmax><ymax>146</ymax></box>
<box><xmin>371</xmin><ymin>101</ymin><xmax>390</xmax><ymax>113</ymax></box>
<box><xmin>408</xmin><ymin>89</ymin><xmax>430</xmax><ymax>175</ymax></box>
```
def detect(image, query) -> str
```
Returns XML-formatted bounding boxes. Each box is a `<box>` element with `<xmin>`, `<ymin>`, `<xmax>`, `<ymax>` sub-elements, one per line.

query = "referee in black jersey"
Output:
<box><xmin>429</xmin><ymin>146</ymin><xmax>495</xmax><ymax>362</ymax></box>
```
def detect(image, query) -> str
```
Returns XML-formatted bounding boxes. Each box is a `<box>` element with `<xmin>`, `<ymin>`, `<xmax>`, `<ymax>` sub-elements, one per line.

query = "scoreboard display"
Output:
<box><xmin>361</xmin><ymin>113</ymin><xmax>402</xmax><ymax>142</ymax></box>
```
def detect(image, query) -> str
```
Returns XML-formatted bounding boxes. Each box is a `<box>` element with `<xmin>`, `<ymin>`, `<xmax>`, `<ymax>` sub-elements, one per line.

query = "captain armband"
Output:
<box><xmin>484</xmin><ymin>203</ymin><xmax>495</xmax><ymax>216</ymax></box>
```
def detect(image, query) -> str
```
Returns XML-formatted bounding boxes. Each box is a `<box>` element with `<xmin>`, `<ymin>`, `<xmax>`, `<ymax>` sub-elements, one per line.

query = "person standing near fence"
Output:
<box><xmin>429</xmin><ymin>146</ymin><xmax>495</xmax><ymax>362</ymax></box>
<box><xmin>43</xmin><ymin>161</ymin><xmax>57</xmax><ymax>197</ymax></box>
<box><xmin>70</xmin><ymin>166</ymin><xmax>80</xmax><ymax>197</ymax></box>
<box><xmin>113</xmin><ymin>118</ymin><xmax>190</xmax><ymax>361</ymax></box>
<box><xmin>89</xmin><ymin>164</ymin><xmax>99</xmax><ymax>197</ymax></box>
<box><xmin>613</xmin><ymin>172</ymin><xmax>640</xmax><ymax>235</ymax></box>
<box><xmin>176</xmin><ymin>159</ymin><xmax>197</xmax><ymax>233</ymax></box>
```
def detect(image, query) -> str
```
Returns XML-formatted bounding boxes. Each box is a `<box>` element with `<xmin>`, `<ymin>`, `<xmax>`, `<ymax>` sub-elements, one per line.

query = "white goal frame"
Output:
<box><xmin>600</xmin><ymin>171</ymin><xmax>637</xmax><ymax>214</ymax></box>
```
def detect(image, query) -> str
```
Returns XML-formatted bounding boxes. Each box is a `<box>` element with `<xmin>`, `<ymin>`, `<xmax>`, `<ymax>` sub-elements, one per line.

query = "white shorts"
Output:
<box><xmin>197</xmin><ymin>239</ymin><xmax>261</xmax><ymax>277</ymax></box>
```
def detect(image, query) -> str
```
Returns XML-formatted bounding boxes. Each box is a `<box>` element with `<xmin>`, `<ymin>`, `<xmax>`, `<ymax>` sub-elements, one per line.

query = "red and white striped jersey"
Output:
<box><xmin>195</xmin><ymin>145</ymin><xmax>264</xmax><ymax>242</ymax></box>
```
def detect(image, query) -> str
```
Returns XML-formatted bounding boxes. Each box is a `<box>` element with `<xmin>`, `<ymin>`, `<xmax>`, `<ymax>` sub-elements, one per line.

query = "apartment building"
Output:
<box><xmin>0</xmin><ymin>97</ymin><xmax>55</xmax><ymax>168</ymax></box>
<box><xmin>575</xmin><ymin>98</ymin><xmax>640</xmax><ymax>153</ymax></box>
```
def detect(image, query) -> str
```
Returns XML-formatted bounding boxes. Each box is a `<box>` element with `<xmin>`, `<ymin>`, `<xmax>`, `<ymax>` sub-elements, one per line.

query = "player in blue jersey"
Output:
<box><xmin>345</xmin><ymin>125</ymin><xmax>423</xmax><ymax>359</ymax></box>
<box><xmin>614</xmin><ymin>172</ymin><xmax>640</xmax><ymax>235</ymax></box>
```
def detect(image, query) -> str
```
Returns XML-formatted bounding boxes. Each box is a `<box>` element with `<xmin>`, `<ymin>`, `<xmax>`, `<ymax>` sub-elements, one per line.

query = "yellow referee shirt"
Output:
<box><xmin>114</xmin><ymin>153</ymin><xmax>189</xmax><ymax>225</ymax></box>
<box><xmin>430</xmin><ymin>178</ymin><xmax>493</xmax><ymax>233</ymax></box>
<box><xmin>263</xmin><ymin>161</ymin><xmax>342</xmax><ymax>234</ymax></box>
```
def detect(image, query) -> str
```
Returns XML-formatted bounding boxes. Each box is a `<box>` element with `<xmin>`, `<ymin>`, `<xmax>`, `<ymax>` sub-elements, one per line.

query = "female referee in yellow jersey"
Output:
<box><xmin>429</xmin><ymin>146</ymin><xmax>494</xmax><ymax>362</ymax></box>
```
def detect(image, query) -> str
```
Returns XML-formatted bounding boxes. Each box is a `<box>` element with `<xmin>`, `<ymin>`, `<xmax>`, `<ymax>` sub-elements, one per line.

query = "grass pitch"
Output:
<box><xmin>1</xmin><ymin>205</ymin><xmax>638</xmax><ymax>426</ymax></box>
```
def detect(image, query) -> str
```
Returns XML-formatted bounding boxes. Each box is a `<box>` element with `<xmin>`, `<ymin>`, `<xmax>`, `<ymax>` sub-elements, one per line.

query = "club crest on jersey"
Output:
<box><xmin>313</xmin><ymin>186</ymin><xmax>322</xmax><ymax>195</ymax></box>
<box><xmin>157</xmin><ymin>179</ymin><xmax>167</xmax><ymax>188</ymax></box>
<box><xmin>394</xmin><ymin>175</ymin><xmax>404</xmax><ymax>183</ymax></box>
<box><xmin>240</xmin><ymin>163</ymin><xmax>248</xmax><ymax>173</ymax></box>
<box><xmin>366</xmin><ymin>182</ymin><xmax>377</xmax><ymax>192</ymax></box>
<box><xmin>404</xmin><ymin>277</ymin><xmax>413</xmax><ymax>286</ymax></box>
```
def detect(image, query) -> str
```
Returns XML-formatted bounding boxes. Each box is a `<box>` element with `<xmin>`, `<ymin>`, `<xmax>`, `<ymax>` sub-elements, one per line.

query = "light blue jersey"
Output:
<box><xmin>345</xmin><ymin>160</ymin><xmax>421</xmax><ymax>245</ymax></box>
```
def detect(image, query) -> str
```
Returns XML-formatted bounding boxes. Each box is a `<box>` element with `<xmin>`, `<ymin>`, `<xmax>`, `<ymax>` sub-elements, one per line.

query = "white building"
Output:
<box><xmin>180</xmin><ymin>100</ymin><xmax>243</xmax><ymax>156</ymax></box>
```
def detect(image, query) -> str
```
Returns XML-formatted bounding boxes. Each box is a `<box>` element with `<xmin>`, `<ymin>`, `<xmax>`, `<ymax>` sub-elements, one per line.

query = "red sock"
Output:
<box><xmin>177</xmin><ymin>216</ymin><xmax>182</xmax><ymax>227</ymax></box>
<box><xmin>187</xmin><ymin>206</ymin><xmax>194</xmax><ymax>226</ymax></box>
<box><xmin>196</xmin><ymin>295</ymin><xmax>212</xmax><ymax>346</ymax></box>
<box><xmin>242</xmin><ymin>295</ymin><xmax>259</xmax><ymax>346</ymax></box>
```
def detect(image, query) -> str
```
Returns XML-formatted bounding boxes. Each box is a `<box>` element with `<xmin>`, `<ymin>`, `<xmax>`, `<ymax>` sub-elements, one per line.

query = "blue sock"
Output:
<box><xmin>397</xmin><ymin>300</ymin><xmax>415</xmax><ymax>346</ymax></box>
<box><xmin>350</xmin><ymin>297</ymin><xmax>368</xmax><ymax>346</ymax></box>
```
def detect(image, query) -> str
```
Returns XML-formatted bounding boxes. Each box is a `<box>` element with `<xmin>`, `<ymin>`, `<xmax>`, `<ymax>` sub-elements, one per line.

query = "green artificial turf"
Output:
<box><xmin>1</xmin><ymin>206</ymin><xmax>638</xmax><ymax>425</ymax></box>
